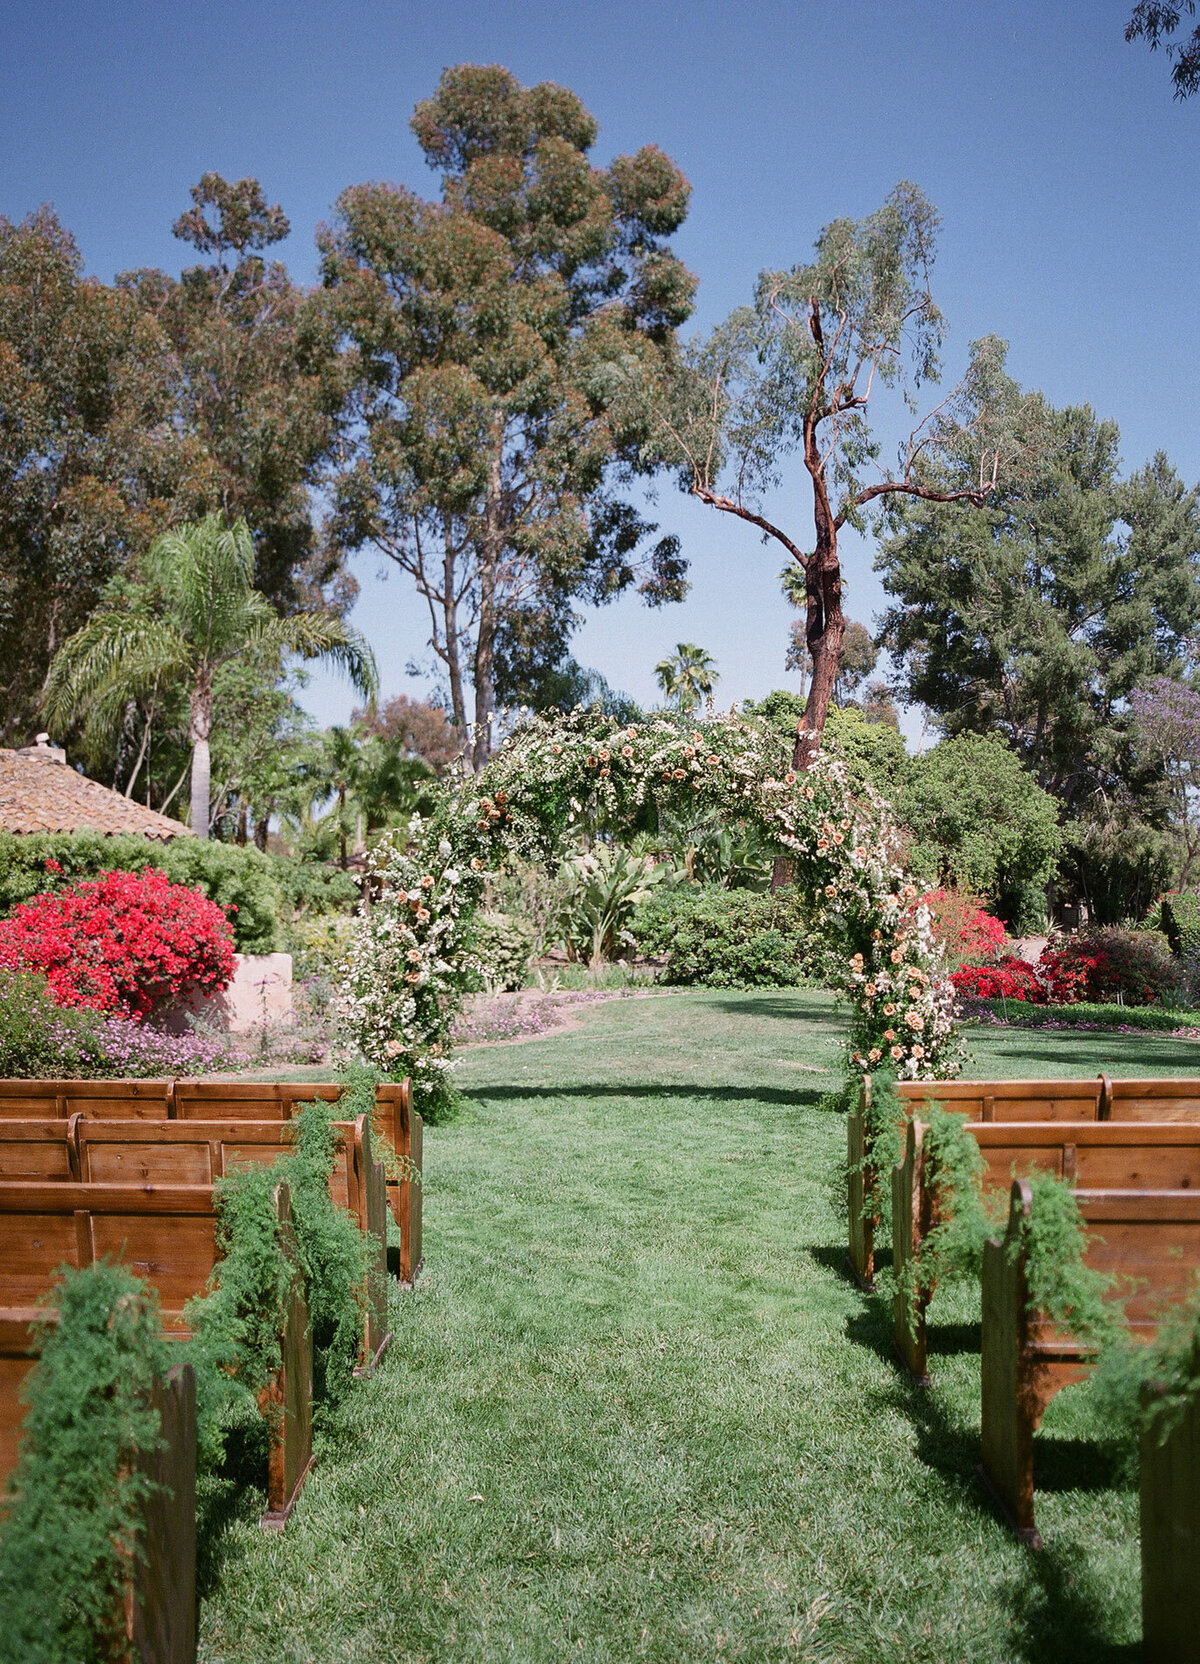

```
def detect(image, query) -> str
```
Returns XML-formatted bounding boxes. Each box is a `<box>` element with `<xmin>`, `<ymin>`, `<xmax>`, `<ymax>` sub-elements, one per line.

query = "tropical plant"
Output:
<box><xmin>43</xmin><ymin>514</ymin><xmax>377</xmax><ymax>835</ymax></box>
<box><xmin>552</xmin><ymin>842</ymin><xmax>668</xmax><ymax>966</ymax></box>
<box><xmin>652</xmin><ymin>806</ymin><xmax>774</xmax><ymax>889</ymax></box>
<box><xmin>293</xmin><ymin>724</ymin><xmax>437</xmax><ymax>869</ymax></box>
<box><xmin>653</xmin><ymin>643</ymin><xmax>719</xmax><ymax>715</ymax></box>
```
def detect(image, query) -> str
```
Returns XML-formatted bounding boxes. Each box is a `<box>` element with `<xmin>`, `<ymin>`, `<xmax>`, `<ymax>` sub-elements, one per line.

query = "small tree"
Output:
<box><xmin>652</xmin><ymin>183</ymin><xmax>1021</xmax><ymax>770</ymax></box>
<box><xmin>900</xmin><ymin>732</ymin><xmax>1062</xmax><ymax>930</ymax></box>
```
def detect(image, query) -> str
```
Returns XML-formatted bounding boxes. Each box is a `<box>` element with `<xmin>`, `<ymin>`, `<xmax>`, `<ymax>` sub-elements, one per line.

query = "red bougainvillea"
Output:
<box><xmin>0</xmin><ymin>869</ymin><xmax>235</xmax><ymax>1019</ymax></box>
<box><xmin>915</xmin><ymin>888</ymin><xmax>1008</xmax><ymax>965</ymax></box>
<box><xmin>950</xmin><ymin>957</ymin><xmax>1047</xmax><ymax>1002</ymax></box>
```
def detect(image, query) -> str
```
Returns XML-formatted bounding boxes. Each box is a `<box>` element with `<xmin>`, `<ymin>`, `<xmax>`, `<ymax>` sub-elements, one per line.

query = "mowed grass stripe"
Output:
<box><xmin>200</xmin><ymin>992</ymin><xmax>1194</xmax><ymax>1661</ymax></box>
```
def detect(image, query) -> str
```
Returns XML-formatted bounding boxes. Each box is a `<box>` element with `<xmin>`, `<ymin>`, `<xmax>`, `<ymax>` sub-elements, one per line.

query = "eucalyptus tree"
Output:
<box><xmin>654</xmin><ymin>643</ymin><xmax>719</xmax><ymax>715</ymax></box>
<box><xmin>43</xmin><ymin>515</ymin><xmax>376</xmax><ymax>836</ymax></box>
<box><xmin>320</xmin><ymin>63</ymin><xmax>694</xmax><ymax>767</ymax></box>
<box><xmin>651</xmin><ymin>183</ymin><xmax>1023</xmax><ymax>768</ymax></box>
<box><xmin>1126</xmin><ymin>2</ymin><xmax>1200</xmax><ymax>95</ymax></box>
<box><xmin>119</xmin><ymin>173</ymin><xmax>349</xmax><ymax>611</ymax></box>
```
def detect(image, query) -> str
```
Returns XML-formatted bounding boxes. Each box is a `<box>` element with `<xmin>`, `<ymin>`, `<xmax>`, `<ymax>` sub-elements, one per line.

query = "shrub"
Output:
<box><xmin>0</xmin><ymin>831</ymin><xmax>285</xmax><ymax>953</ymax></box>
<box><xmin>469</xmin><ymin>911</ymin><xmax>537</xmax><ymax>993</ymax></box>
<box><xmin>551</xmin><ymin>844</ymin><xmax>665</xmax><ymax>965</ymax></box>
<box><xmin>1038</xmin><ymin>928</ymin><xmax>1184</xmax><ymax>1006</ymax></box>
<box><xmin>1161</xmin><ymin>890</ymin><xmax>1200</xmax><ymax>958</ymax></box>
<box><xmin>0</xmin><ymin>869</ymin><xmax>235</xmax><ymax>1019</ymax></box>
<box><xmin>951</xmin><ymin>956</ymin><xmax>1046</xmax><ymax>1002</ymax></box>
<box><xmin>915</xmin><ymin>888</ymin><xmax>1007</xmax><ymax>965</ymax></box>
<box><xmin>631</xmin><ymin>885</ymin><xmax>822</xmax><ymax>989</ymax></box>
<box><xmin>0</xmin><ymin>970</ymin><xmax>230</xmax><ymax>1077</ymax></box>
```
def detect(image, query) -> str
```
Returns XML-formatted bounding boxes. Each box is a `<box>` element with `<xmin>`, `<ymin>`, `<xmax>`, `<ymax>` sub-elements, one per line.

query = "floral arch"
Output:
<box><xmin>337</xmin><ymin>708</ymin><xmax>960</xmax><ymax>1117</ymax></box>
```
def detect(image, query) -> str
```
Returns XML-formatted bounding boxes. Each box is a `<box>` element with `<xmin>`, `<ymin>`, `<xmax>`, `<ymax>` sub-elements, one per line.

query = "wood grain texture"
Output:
<box><xmin>130</xmin><ymin>1363</ymin><xmax>197</xmax><ymax>1664</ymax></box>
<box><xmin>979</xmin><ymin>1179</ymin><xmax>1200</xmax><ymax>1544</ymax></box>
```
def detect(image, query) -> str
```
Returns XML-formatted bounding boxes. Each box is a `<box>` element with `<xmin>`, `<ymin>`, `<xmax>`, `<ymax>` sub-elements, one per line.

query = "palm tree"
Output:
<box><xmin>44</xmin><ymin>515</ymin><xmax>377</xmax><ymax>836</ymax></box>
<box><xmin>294</xmin><ymin>725</ymin><xmax>438</xmax><ymax>868</ymax></box>
<box><xmin>654</xmin><ymin>643</ymin><xmax>719</xmax><ymax>715</ymax></box>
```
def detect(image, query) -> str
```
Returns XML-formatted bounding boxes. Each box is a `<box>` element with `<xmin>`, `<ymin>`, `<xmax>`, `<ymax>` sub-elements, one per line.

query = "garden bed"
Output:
<box><xmin>964</xmin><ymin>996</ymin><xmax>1200</xmax><ymax>1037</ymax></box>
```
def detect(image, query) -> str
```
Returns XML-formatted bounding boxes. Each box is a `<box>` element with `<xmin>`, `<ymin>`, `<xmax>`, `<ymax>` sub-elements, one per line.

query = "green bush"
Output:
<box><xmin>1161</xmin><ymin>890</ymin><xmax>1200</xmax><ymax>957</ymax></box>
<box><xmin>0</xmin><ymin>831</ymin><xmax>285</xmax><ymax>953</ymax></box>
<box><xmin>972</xmin><ymin>997</ymin><xmax>1200</xmax><ymax>1032</ymax></box>
<box><xmin>470</xmin><ymin>911</ymin><xmax>537</xmax><ymax>993</ymax></box>
<box><xmin>630</xmin><ymin>885</ymin><xmax>823</xmax><ymax>989</ymax></box>
<box><xmin>0</xmin><ymin>970</ymin><xmax>105</xmax><ymax>1077</ymax></box>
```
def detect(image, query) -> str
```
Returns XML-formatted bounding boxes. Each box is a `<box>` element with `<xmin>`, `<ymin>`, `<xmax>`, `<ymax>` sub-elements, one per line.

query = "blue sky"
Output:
<box><xmin>4</xmin><ymin>0</ymin><xmax>1198</xmax><ymax>741</ymax></box>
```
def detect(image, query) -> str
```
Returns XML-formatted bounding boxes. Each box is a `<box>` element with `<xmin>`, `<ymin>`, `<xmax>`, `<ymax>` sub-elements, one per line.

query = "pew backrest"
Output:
<box><xmin>0</xmin><ymin>1078</ymin><xmax>172</xmax><ymax>1120</ymax></box>
<box><xmin>893</xmin><ymin>1076</ymin><xmax>1104</xmax><ymax>1122</ymax></box>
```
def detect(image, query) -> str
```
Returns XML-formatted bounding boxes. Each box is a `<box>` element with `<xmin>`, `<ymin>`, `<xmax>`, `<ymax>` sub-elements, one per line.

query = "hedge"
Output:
<box><xmin>0</xmin><ymin>832</ymin><xmax>287</xmax><ymax>954</ymax></box>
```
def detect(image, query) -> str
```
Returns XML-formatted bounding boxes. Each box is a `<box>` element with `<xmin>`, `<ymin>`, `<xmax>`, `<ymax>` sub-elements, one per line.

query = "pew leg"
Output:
<box><xmin>847</xmin><ymin>1112</ymin><xmax>876</xmax><ymax>1289</ymax></box>
<box><xmin>131</xmin><ymin>1365</ymin><xmax>197</xmax><ymax>1664</ymax></box>
<box><xmin>261</xmin><ymin>1266</ymin><xmax>314</xmax><ymax>1530</ymax></box>
<box><xmin>1142</xmin><ymin>1394</ymin><xmax>1200</xmax><ymax>1664</ymax></box>
<box><xmin>979</xmin><ymin>1237</ymin><xmax>1042</xmax><ymax>1548</ymax></box>
<box><xmin>891</xmin><ymin>1146</ymin><xmax>930</xmax><ymax>1384</ymax></box>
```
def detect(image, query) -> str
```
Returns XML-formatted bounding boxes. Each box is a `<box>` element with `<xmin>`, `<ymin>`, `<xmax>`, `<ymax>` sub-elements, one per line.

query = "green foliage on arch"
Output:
<box><xmin>336</xmin><ymin>709</ymin><xmax>961</xmax><ymax>1118</ymax></box>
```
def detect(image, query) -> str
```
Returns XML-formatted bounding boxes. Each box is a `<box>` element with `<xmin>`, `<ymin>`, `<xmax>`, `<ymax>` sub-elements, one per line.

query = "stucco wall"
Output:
<box><xmin>178</xmin><ymin>952</ymin><xmax>293</xmax><ymax>1035</ymax></box>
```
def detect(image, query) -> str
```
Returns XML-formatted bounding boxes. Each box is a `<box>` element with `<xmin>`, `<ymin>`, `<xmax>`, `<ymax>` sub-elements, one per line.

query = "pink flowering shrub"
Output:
<box><xmin>0</xmin><ymin>869</ymin><xmax>235</xmax><ymax>1020</ymax></box>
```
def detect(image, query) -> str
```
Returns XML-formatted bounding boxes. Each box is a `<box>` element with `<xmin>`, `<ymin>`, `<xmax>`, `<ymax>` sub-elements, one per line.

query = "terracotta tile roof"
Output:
<box><xmin>0</xmin><ymin>745</ymin><xmax>193</xmax><ymax>841</ymax></box>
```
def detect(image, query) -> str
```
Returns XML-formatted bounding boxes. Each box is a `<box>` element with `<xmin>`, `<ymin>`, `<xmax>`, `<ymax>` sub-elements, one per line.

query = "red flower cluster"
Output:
<box><xmin>0</xmin><ymin>868</ymin><xmax>235</xmax><ymax>1020</ymax></box>
<box><xmin>950</xmin><ymin>957</ymin><xmax>1047</xmax><ymax>1002</ymax></box>
<box><xmin>917</xmin><ymin>889</ymin><xmax>1008</xmax><ymax>963</ymax></box>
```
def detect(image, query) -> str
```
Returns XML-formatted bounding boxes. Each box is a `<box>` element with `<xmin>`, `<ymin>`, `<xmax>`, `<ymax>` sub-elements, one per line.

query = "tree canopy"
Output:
<box><xmin>877</xmin><ymin>392</ymin><xmax>1200</xmax><ymax>914</ymax></box>
<box><xmin>320</xmin><ymin>64</ymin><xmax>695</xmax><ymax>765</ymax></box>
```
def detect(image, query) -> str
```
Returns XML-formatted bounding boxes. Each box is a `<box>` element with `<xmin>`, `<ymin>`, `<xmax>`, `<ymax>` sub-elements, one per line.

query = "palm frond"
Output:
<box><xmin>42</xmin><ymin>612</ymin><xmax>188</xmax><ymax>729</ymax></box>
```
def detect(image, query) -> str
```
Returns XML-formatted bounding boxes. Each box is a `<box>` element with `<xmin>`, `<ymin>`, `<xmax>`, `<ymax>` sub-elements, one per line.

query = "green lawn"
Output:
<box><xmin>198</xmin><ymin>991</ymin><xmax>1200</xmax><ymax>1662</ymax></box>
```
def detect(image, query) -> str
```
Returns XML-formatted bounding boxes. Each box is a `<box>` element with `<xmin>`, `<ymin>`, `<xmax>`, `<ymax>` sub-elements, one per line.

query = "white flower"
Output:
<box><xmin>444</xmin><ymin>868</ymin><xmax>460</xmax><ymax>885</ymax></box>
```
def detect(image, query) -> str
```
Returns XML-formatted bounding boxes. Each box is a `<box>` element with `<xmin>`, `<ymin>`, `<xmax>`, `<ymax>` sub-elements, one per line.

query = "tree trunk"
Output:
<box><xmin>793</xmin><ymin>425</ymin><xmax>845</xmax><ymax>773</ymax></box>
<box><xmin>472</xmin><ymin>431</ymin><xmax>503</xmax><ymax>771</ymax></box>
<box><xmin>443</xmin><ymin>523</ymin><xmax>468</xmax><ymax>735</ymax></box>
<box><xmin>338</xmin><ymin>783</ymin><xmax>348</xmax><ymax>870</ymax></box>
<box><xmin>188</xmin><ymin>676</ymin><xmax>213</xmax><ymax>838</ymax></box>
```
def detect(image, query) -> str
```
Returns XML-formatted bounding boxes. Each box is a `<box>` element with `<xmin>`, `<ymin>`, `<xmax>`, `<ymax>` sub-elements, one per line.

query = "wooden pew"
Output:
<box><xmin>1141</xmin><ymin>1386</ymin><xmax>1200</xmax><ymax>1664</ymax></box>
<box><xmin>74</xmin><ymin>1116</ymin><xmax>390</xmax><ymax>1374</ymax></box>
<box><xmin>0</xmin><ymin>1077</ymin><xmax>172</xmax><ymax>1119</ymax></box>
<box><xmin>0</xmin><ymin>1179</ymin><xmax>313</xmax><ymax>1529</ymax></box>
<box><xmin>0</xmin><ymin>1116</ymin><xmax>390</xmax><ymax>1374</ymax></box>
<box><xmin>0</xmin><ymin>1076</ymin><xmax>423</xmax><ymax>1284</ymax></box>
<box><xmin>848</xmin><ymin>1076</ymin><xmax>1106</xmax><ymax>1286</ymax></box>
<box><xmin>174</xmin><ymin>1079</ymin><xmax>423</xmax><ymax>1285</ymax></box>
<box><xmin>892</xmin><ymin>1118</ymin><xmax>1200</xmax><ymax>1379</ymax></box>
<box><xmin>979</xmin><ymin>1179</ymin><xmax>1200</xmax><ymax>1546</ymax></box>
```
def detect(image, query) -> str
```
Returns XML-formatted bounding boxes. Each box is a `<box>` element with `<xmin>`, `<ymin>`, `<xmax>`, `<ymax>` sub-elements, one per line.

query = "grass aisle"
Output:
<box><xmin>200</xmin><ymin>992</ymin><xmax>1200</xmax><ymax>1662</ymax></box>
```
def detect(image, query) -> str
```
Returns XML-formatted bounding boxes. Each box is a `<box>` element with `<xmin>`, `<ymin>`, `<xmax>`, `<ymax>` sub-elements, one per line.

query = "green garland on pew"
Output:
<box><xmin>0</xmin><ymin>1263</ymin><xmax>169</xmax><ymax>1664</ymax></box>
<box><xmin>901</xmin><ymin>1105</ymin><xmax>998</xmax><ymax>1319</ymax></box>
<box><xmin>0</xmin><ymin>1094</ymin><xmax>376</xmax><ymax>1660</ymax></box>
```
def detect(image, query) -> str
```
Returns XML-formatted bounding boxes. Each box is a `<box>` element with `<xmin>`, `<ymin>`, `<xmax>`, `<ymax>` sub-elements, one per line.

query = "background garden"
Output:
<box><xmin>5</xmin><ymin>10</ymin><xmax>1200</xmax><ymax>1661</ymax></box>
